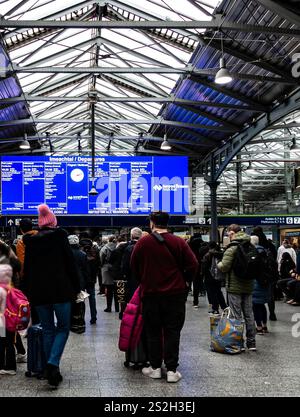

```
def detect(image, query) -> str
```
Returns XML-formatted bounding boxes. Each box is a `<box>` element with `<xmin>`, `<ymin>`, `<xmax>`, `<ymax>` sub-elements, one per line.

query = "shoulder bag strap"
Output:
<box><xmin>151</xmin><ymin>232</ymin><xmax>183</xmax><ymax>274</ymax></box>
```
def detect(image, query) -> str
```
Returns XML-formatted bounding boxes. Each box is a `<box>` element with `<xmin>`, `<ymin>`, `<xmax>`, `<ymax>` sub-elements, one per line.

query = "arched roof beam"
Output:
<box><xmin>3</xmin><ymin>1</ymin><xmax>97</xmax><ymax>42</ymax></box>
<box><xmin>0</xmin><ymin>95</ymin><xmax>265</xmax><ymax>111</ymax></box>
<box><xmin>196</xmin><ymin>88</ymin><xmax>300</xmax><ymax>180</ymax></box>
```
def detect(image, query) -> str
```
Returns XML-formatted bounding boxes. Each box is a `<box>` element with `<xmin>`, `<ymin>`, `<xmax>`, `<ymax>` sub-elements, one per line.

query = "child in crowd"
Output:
<box><xmin>0</xmin><ymin>264</ymin><xmax>17</xmax><ymax>375</ymax></box>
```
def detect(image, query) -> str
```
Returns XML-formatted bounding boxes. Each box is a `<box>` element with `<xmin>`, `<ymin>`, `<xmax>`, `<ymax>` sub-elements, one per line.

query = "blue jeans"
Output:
<box><xmin>86</xmin><ymin>284</ymin><xmax>97</xmax><ymax>321</ymax></box>
<box><xmin>35</xmin><ymin>302</ymin><xmax>71</xmax><ymax>368</ymax></box>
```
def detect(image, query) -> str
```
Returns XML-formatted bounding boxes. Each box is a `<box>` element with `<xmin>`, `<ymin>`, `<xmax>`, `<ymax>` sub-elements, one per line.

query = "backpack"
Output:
<box><xmin>0</xmin><ymin>285</ymin><xmax>30</xmax><ymax>332</ymax></box>
<box><xmin>256</xmin><ymin>248</ymin><xmax>278</xmax><ymax>288</ymax></box>
<box><xmin>109</xmin><ymin>243</ymin><xmax>129</xmax><ymax>280</ymax></box>
<box><xmin>103</xmin><ymin>246</ymin><xmax>113</xmax><ymax>265</ymax></box>
<box><xmin>232</xmin><ymin>241</ymin><xmax>260</xmax><ymax>281</ymax></box>
<box><xmin>210</xmin><ymin>256</ymin><xmax>226</xmax><ymax>282</ymax></box>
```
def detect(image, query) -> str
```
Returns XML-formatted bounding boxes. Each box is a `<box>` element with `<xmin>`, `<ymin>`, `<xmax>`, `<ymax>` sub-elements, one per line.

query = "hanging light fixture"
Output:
<box><xmin>19</xmin><ymin>133</ymin><xmax>31</xmax><ymax>150</ymax></box>
<box><xmin>215</xmin><ymin>57</ymin><xmax>233</xmax><ymax>85</ymax></box>
<box><xmin>160</xmin><ymin>133</ymin><xmax>172</xmax><ymax>151</ymax></box>
<box><xmin>215</xmin><ymin>34</ymin><xmax>233</xmax><ymax>85</ymax></box>
<box><xmin>89</xmin><ymin>181</ymin><xmax>98</xmax><ymax>196</ymax></box>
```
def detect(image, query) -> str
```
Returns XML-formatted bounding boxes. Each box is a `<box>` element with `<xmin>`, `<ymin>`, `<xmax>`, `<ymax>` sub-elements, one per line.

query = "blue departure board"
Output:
<box><xmin>0</xmin><ymin>156</ymin><xmax>189</xmax><ymax>215</ymax></box>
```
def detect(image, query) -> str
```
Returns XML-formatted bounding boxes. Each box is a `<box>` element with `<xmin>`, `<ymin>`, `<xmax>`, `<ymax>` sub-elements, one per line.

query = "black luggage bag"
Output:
<box><xmin>25</xmin><ymin>324</ymin><xmax>47</xmax><ymax>379</ymax></box>
<box><xmin>70</xmin><ymin>301</ymin><xmax>86</xmax><ymax>334</ymax></box>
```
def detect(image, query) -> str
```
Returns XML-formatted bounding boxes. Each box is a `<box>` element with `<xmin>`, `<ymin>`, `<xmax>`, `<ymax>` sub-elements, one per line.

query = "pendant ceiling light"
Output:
<box><xmin>215</xmin><ymin>57</ymin><xmax>233</xmax><ymax>85</ymax></box>
<box><xmin>19</xmin><ymin>133</ymin><xmax>31</xmax><ymax>150</ymax></box>
<box><xmin>160</xmin><ymin>133</ymin><xmax>172</xmax><ymax>151</ymax></box>
<box><xmin>89</xmin><ymin>183</ymin><xmax>98</xmax><ymax>196</ymax></box>
<box><xmin>215</xmin><ymin>34</ymin><xmax>233</xmax><ymax>85</ymax></box>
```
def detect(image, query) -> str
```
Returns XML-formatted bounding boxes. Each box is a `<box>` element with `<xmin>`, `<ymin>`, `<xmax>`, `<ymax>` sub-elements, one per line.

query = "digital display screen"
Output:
<box><xmin>0</xmin><ymin>156</ymin><xmax>189</xmax><ymax>215</ymax></box>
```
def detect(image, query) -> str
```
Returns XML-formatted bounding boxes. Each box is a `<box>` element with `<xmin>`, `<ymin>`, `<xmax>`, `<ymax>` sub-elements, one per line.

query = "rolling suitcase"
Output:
<box><xmin>25</xmin><ymin>324</ymin><xmax>47</xmax><ymax>379</ymax></box>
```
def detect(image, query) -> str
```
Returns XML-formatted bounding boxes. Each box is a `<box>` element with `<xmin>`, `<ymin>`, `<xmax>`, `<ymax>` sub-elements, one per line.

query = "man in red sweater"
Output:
<box><xmin>130</xmin><ymin>211</ymin><xmax>198</xmax><ymax>383</ymax></box>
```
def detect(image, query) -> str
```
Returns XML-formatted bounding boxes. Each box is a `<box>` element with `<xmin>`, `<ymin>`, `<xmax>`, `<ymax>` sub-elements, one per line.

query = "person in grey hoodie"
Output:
<box><xmin>100</xmin><ymin>236</ymin><xmax>117</xmax><ymax>312</ymax></box>
<box><xmin>217</xmin><ymin>224</ymin><xmax>256</xmax><ymax>351</ymax></box>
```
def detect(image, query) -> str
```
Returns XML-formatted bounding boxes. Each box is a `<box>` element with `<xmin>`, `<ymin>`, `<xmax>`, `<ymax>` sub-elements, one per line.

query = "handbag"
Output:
<box><xmin>210</xmin><ymin>307</ymin><xmax>244</xmax><ymax>354</ymax></box>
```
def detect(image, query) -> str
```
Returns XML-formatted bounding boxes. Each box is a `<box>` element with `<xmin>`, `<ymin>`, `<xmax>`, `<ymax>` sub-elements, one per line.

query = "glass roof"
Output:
<box><xmin>1</xmin><ymin>0</ymin><xmax>299</xmax><ymax>213</ymax></box>
<box><xmin>0</xmin><ymin>0</ymin><xmax>219</xmax><ymax>153</ymax></box>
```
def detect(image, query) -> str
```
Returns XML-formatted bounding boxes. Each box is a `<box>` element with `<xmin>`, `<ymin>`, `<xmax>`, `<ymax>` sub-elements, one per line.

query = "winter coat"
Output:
<box><xmin>277</xmin><ymin>245</ymin><xmax>297</xmax><ymax>269</ymax></box>
<box><xmin>118</xmin><ymin>287</ymin><xmax>143</xmax><ymax>352</ymax></box>
<box><xmin>279</xmin><ymin>258</ymin><xmax>295</xmax><ymax>279</ymax></box>
<box><xmin>121</xmin><ymin>240</ymin><xmax>139</xmax><ymax>299</ymax></box>
<box><xmin>252</xmin><ymin>279</ymin><xmax>269</xmax><ymax>304</ymax></box>
<box><xmin>16</xmin><ymin>230</ymin><xmax>38</xmax><ymax>277</ymax></box>
<box><xmin>23</xmin><ymin>228</ymin><xmax>80</xmax><ymax>306</ymax></box>
<box><xmin>100</xmin><ymin>242</ymin><xmax>116</xmax><ymax>286</ymax></box>
<box><xmin>80</xmin><ymin>240</ymin><xmax>100</xmax><ymax>285</ymax></box>
<box><xmin>70</xmin><ymin>246</ymin><xmax>89</xmax><ymax>290</ymax></box>
<box><xmin>109</xmin><ymin>242</ymin><xmax>129</xmax><ymax>280</ymax></box>
<box><xmin>217</xmin><ymin>231</ymin><xmax>254</xmax><ymax>295</ymax></box>
<box><xmin>202</xmin><ymin>249</ymin><xmax>223</xmax><ymax>282</ymax></box>
<box><xmin>252</xmin><ymin>246</ymin><xmax>271</xmax><ymax>305</ymax></box>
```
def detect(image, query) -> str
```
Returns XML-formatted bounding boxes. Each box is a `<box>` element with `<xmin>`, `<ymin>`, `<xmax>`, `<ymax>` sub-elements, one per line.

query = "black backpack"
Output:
<box><xmin>232</xmin><ymin>241</ymin><xmax>260</xmax><ymax>281</ymax></box>
<box><xmin>256</xmin><ymin>248</ymin><xmax>278</xmax><ymax>287</ymax></box>
<box><xmin>210</xmin><ymin>256</ymin><xmax>226</xmax><ymax>282</ymax></box>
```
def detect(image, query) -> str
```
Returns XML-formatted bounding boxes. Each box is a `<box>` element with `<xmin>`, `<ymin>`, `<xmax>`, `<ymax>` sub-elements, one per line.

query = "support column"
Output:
<box><xmin>207</xmin><ymin>180</ymin><xmax>220</xmax><ymax>242</ymax></box>
<box><xmin>91</xmin><ymin>101</ymin><xmax>95</xmax><ymax>179</ymax></box>
<box><xmin>236</xmin><ymin>154</ymin><xmax>244</xmax><ymax>214</ymax></box>
<box><xmin>284</xmin><ymin>143</ymin><xmax>293</xmax><ymax>213</ymax></box>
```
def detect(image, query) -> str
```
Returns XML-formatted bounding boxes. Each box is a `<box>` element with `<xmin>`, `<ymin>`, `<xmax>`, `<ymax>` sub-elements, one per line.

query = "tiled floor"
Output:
<box><xmin>1</xmin><ymin>292</ymin><xmax>300</xmax><ymax>397</ymax></box>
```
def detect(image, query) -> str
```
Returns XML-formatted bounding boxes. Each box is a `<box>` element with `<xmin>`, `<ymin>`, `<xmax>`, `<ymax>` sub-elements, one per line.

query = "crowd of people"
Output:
<box><xmin>0</xmin><ymin>205</ymin><xmax>299</xmax><ymax>389</ymax></box>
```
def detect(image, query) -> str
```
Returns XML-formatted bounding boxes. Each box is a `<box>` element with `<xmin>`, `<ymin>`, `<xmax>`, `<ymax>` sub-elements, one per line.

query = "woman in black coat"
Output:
<box><xmin>23</xmin><ymin>204</ymin><xmax>80</xmax><ymax>388</ymax></box>
<box><xmin>277</xmin><ymin>252</ymin><xmax>296</xmax><ymax>301</ymax></box>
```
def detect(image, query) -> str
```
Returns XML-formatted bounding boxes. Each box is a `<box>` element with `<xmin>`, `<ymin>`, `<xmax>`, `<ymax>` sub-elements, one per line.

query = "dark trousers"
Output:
<box><xmin>193</xmin><ymin>275</ymin><xmax>200</xmax><ymax>306</ymax></box>
<box><xmin>15</xmin><ymin>333</ymin><xmax>26</xmax><ymax>355</ymax></box>
<box><xmin>106</xmin><ymin>284</ymin><xmax>119</xmax><ymax>312</ymax></box>
<box><xmin>142</xmin><ymin>293</ymin><xmax>186</xmax><ymax>372</ymax></box>
<box><xmin>86</xmin><ymin>283</ymin><xmax>97</xmax><ymax>321</ymax></box>
<box><xmin>0</xmin><ymin>330</ymin><xmax>17</xmax><ymax>371</ymax></box>
<box><xmin>205</xmin><ymin>279</ymin><xmax>227</xmax><ymax>311</ymax></box>
<box><xmin>253</xmin><ymin>303</ymin><xmax>267</xmax><ymax>327</ymax></box>
<box><xmin>277</xmin><ymin>278</ymin><xmax>295</xmax><ymax>299</ymax></box>
<box><xmin>97</xmin><ymin>270</ymin><xmax>105</xmax><ymax>294</ymax></box>
<box><xmin>199</xmin><ymin>275</ymin><xmax>206</xmax><ymax>295</ymax></box>
<box><xmin>286</xmin><ymin>280</ymin><xmax>300</xmax><ymax>301</ymax></box>
<box><xmin>35</xmin><ymin>302</ymin><xmax>71</xmax><ymax>368</ymax></box>
<box><xmin>268</xmin><ymin>282</ymin><xmax>275</xmax><ymax>317</ymax></box>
